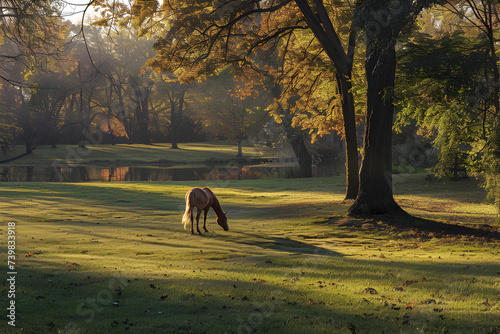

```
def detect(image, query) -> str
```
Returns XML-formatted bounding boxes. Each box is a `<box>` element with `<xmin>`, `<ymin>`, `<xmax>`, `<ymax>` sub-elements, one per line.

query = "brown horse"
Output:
<box><xmin>182</xmin><ymin>187</ymin><xmax>228</xmax><ymax>234</ymax></box>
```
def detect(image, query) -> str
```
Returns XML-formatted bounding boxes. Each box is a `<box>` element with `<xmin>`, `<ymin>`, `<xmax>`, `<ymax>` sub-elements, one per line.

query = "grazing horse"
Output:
<box><xmin>182</xmin><ymin>187</ymin><xmax>228</xmax><ymax>234</ymax></box>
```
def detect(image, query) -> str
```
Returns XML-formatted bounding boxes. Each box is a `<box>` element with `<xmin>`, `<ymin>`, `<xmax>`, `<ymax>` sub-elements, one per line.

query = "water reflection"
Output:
<box><xmin>0</xmin><ymin>165</ymin><xmax>336</xmax><ymax>182</ymax></box>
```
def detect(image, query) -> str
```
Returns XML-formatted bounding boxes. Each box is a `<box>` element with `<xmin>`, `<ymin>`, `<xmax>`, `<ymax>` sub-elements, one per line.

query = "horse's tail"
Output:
<box><xmin>182</xmin><ymin>190</ymin><xmax>193</xmax><ymax>230</ymax></box>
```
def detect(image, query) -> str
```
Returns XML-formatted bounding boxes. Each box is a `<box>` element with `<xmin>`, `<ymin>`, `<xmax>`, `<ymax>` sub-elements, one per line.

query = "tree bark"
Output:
<box><xmin>349</xmin><ymin>41</ymin><xmax>406</xmax><ymax>215</ymax></box>
<box><xmin>237</xmin><ymin>135</ymin><xmax>244</xmax><ymax>157</ymax></box>
<box><xmin>295</xmin><ymin>0</ymin><xmax>359</xmax><ymax>198</ymax></box>
<box><xmin>282</xmin><ymin>113</ymin><xmax>312</xmax><ymax>178</ymax></box>
<box><xmin>136</xmin><ymin>95</ymin><xmax>151</xmax><ymax>145</ymax></box>
<box><xmin>136</xmin><ymin>87</ymin><xmax>151</xmax><ymax>145</ymax></box>
<box><xmin>129</xmin><ymin>76</ymin><xmax>152</xmax><ymax>145</ymax></box>
<box><xmin>170</xmin><ymin>101</ymin><xmax>179</xmax><ymax>149</ymax></box>
<box><xmin>169</xmin><ymin>89</ymin><xmax>186</xmax><ymax>149</ymax></box>
<box><xmin>288</xmin><ymin>131</ymin><xmax>312</xmax><ymax>178</ymax></box>
<box><xmin>336</xmin><ymin>73</ymin><xmax>359</xmax><ymax>199</ymax></box>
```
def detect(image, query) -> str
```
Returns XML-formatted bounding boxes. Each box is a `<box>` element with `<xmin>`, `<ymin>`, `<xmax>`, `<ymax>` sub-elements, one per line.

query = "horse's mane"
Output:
<box><xmin>204</xmin><ymin>187</ymin><xmax>224</xmax><ymax>216</ymax></box>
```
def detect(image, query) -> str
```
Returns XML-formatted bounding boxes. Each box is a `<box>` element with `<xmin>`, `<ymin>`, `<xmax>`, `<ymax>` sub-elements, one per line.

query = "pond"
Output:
<box><xmin>0</xmin><ymin>165</ymin><xmax>339</xmax><ymax>182</ymax></box>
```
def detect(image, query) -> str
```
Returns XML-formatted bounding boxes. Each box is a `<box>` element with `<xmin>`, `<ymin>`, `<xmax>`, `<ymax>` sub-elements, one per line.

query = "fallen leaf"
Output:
<box><xmin>422</xmin><ymin>299</ymin><xmax>436</xmax><ymax>305</ymax></box>
<box><xmin>403</xmin><ymin>280</ymin><xmax>416</xmax><ymax>286</ymax></box>
<box><xmin>364</xmin><ymin>287</ymin><xmax>378</xmax><ymax>294</ymax></box>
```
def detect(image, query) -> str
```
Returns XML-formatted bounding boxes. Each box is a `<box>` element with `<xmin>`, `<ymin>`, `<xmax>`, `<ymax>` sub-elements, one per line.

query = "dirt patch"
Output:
<box><xmin>337</xmin><ymin>217</ymin><xmax>364</xmax><ymax>227</ymax></box>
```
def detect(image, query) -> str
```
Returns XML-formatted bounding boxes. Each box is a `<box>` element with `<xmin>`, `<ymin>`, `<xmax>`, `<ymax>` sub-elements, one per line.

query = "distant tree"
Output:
<box><xmin>0</xmin><ymin>83</ymin><xmax>20</xmax><ymax>153</ymax></box>
<box><xmin>0</xmin><ymin>1</ymin><xmax>68</xmax><ymax>152</ymax></box>
<box><xmin>197</xmin><ymin>69</ymin><xmax>271</xmax><ymax>157</ymax></box>
<box><xmin>154</xmin><ymin>73</ymin><xmax>189</xmax><ymax>149</ymax></box>
<box><xmin>0</xmin><ymin>1</ymin><xmax>63</xmax><ymax>83</ymax></box>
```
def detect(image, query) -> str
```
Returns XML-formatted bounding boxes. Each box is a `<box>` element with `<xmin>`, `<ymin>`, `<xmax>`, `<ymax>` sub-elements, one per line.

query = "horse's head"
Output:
<box><xmin>217</xmin><ymin>212</ymin><xmax>228</xmax><ymax>231</ymax></box>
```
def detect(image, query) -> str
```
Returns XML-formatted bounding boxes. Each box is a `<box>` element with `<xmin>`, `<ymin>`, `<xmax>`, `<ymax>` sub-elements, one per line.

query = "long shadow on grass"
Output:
<box><xmin>233</xmin><ymin>232</ymin><xmax>343</xmax><ymax>256</ymax></box>
<box><xmin>330</xmin><ymin>215</ymin><xmax>500</xmax><ymax>239</ymax></box>
<box><xmin>401</xmin><ymin>216</ymin><xmax>500</xmax><ymax>239</ymax></box>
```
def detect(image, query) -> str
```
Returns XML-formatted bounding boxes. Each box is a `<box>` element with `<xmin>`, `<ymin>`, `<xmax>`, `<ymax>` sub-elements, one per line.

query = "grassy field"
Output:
<box><xmin>0</xmin><ymin>143</ymin><xmax>290</xmax><ymax>167</ymax></box>
<box><xmin>0</xmin><ymin>174</ymin><xmax>499</xmax><ymax>334</ymax></box>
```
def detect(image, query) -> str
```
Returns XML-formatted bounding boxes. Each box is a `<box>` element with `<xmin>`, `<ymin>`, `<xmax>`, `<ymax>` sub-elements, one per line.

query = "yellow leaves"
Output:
<box><xmin>92</xmin><ymin>18</ymin><xmax>111</xmax><ymax>27</ymax></box>
<box><xmin>98</xmin><ymin>116</ymin><xmax>128</xmax><ymax>138</ymax></box>
<box><xmin>291</xmin><ymin>109</ymin><xmax>344</xmax><ymax>143</ymax></box>
<box><xmin>132</xmin><ymin>0</ymin><xmax>159</xmax><ymax>20</ymax></box>
<box><xmin>230</xmin><ymin>81</ymin><xmax>259</xmax><ymax>100</ymax></box>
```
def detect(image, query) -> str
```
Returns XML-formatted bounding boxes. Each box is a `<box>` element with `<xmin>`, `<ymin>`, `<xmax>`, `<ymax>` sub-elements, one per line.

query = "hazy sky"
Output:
<box><xmin>60</xmin><ymin>0</ymin><xmax>97</xmax><ymax>23</ymax></box>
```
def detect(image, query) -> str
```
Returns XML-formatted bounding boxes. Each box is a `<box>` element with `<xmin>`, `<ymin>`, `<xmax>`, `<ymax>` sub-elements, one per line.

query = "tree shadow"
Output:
<box><xmin>328</xmin><ymin>214</ymin><xmax>500</xmax><ymax>239</ymax></box>
<box><xmin>234</xmin><ymin>232</ymin><xmax>344</xmax><ymax>256</ymax></box>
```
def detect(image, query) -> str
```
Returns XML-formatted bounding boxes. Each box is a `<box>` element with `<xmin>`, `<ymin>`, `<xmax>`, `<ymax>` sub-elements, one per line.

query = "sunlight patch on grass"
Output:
<box><xmin>452</xmin><ymin>203</ymin><xmax>498</xmax><ymax>215</ymax></box>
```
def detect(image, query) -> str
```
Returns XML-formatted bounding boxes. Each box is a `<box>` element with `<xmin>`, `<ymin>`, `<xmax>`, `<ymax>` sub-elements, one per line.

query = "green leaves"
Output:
<box><xmin>396</xmin><ymin>11</ymin><xmax>500</xmax><ymax>210</ymax></box>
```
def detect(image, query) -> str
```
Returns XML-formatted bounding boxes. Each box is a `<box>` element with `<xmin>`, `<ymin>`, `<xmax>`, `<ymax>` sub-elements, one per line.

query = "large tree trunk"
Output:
<box><xmin>169</xmin><ymin>90</ymin><xmax>186</xmax><ymax>149</ymax></box>
<box><xmin>336</xmin><ymin>73</ymin><xmax>359</xmax><ymax>200</ymax></box>
<box><xmin>237</xmin><ymin>135</ymin><xmax>244</xmax><ymax>157</ymax></box>
<box><xmin>136</xmin><ymin>97</ymin><xmax>151</xmax><ymax>145</ymax></box>
<box><xmin>272</xmin><ymin>85</ymin><xmax>313</xmax><ymax>178</ymax></box>
<box><xmin>170</xmin><ymin>104</ymin><xmax>179</xmax><ymax>149</ymax></box>
<box><xmin>295</xmin><ymin>0</ymin><xmax>359</xmax><ymax>198</ymax></box>
<box><xmin>135</xmin><ymin>87</ymin><xmax>151</xmax><ymax>145</ymax></box>
<box><xmin>282</xmin><ymin>114</ymin><xmax>312</xmax><ymax>178</ymax></box>
<box><xmin>288</xmin><ymin>131</ymin><xmax>312</xmax><ymax>178</ymax></box>
<box><xmin>130</xmin><ymin>76</ymin><xmax>152</xmax><ymax>145</ymax></box>
<box><xmin>349</xmin><ymin>41</ymin><xmax>406</xmax><ymax>215</ymax></box>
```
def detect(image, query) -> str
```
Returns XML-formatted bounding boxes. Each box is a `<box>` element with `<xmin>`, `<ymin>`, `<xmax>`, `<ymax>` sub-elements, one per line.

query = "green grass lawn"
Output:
<box><xmin>0</xmin><ymin>142</ymin><xmax>290</xmax><ymax>167</ymax></box>
<box><xmin>0</xmin><ymin>175</ymin><xmax>498</xmax><ymax>334</ymax></box>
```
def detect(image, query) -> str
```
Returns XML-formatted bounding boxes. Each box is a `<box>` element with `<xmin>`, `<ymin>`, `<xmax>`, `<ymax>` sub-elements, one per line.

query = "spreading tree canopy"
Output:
<box><xmin>133</xmin><ymin>0</ymin><xmax>441</xmax><ymax>215</ymax></box>
<box><xmin>120</xmin><ymin>0</ymin><xmax>361</xmax><ymax>199</ymax></box>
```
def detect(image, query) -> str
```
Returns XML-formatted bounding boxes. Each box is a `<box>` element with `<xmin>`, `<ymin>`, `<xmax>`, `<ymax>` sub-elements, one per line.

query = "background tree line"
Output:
<box><xmin>0</xmin><ymin>1</ymin><xmax>274</xmax><ymax>154</ymax></box>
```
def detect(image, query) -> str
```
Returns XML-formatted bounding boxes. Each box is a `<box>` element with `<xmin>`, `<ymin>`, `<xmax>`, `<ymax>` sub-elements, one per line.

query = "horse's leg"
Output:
<box><xmin>196</xmin><ymin>208</ymin><xmax>202</xmax><ymax>234</ymax></box>
<box><xmin>203</xmin><ymin>210</ymin><xmax>209</xmax><ymax>232</ymax></box>
<box><xmin>190</xmin><ymin>210</ymin><xmax>194</xmax><ymax>235</ymax></box>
